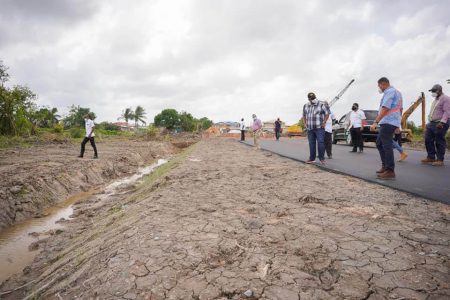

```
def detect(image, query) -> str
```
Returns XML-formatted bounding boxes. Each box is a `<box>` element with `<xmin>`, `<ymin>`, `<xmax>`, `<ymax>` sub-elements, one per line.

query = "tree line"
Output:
<box><xmin>0</xmin><ymin>61</ymin><xmax>212</xmax><ymax>137</ymax></box>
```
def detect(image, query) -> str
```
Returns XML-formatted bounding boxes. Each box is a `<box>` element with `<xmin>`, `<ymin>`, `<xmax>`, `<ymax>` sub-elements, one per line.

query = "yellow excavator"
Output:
<box><xmin>401</xmin><ymin>92</ymin><xmax>426</xmax><ymax>141</ymax></box>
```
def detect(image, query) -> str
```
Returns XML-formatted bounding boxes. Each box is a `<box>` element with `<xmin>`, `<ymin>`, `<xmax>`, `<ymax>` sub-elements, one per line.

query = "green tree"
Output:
<box><xmin>33</xmin><ymin>107</ymin><xmax>60</xmax><ymax>128</ymax></box>
<box><xmin>63</xmin><ymin>105</ymin><xmax>96</xmax><ymax>128</ymax></box>
<box><xmin>197</xmin><ymin>117</ymin><xmax>213</xmax><ymax>130</ymax></box>
<box><xmin>133</xmin><ymin>105</ymin><xmax>146</xmax><ymax>129</ymax></box>
<box><xmin>98</xmin><ymin>121</ymin><xmax>120</xmax><ymax>131</ymax></box>
<box><xmin>298</xmin><ymin>118</ymin><xmax>305</xmax><ymax>131</ymax></box>
<box><xmin>119</xmin><ymin>107</ymin><xmax>134</xmax><ymax>130</ymax></box>
<box><xmin>0</xmin><ymin>84</ymin><xmax>37</xmax><ymax>135</ymax></box>
<box><xmin>179</xmin><ymin>111</ymin><xmax>195</xmax><ymax>132</ymax></box>
<box><xmin>0</xmin><ymin>60</ymin><xmax>9</xmax><ymax>87</ymax></box>
<box><xmin>154</xmin><ymin>108</ymin><xmax>180</xmax><ymax>130</ymax></box>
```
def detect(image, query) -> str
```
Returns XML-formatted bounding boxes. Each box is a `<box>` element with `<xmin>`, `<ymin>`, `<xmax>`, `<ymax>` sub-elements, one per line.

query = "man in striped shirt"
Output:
<box><xmin>302</xmin><ymin>92</ymin><xmax>330</xmax><ymax>164</ymax></box>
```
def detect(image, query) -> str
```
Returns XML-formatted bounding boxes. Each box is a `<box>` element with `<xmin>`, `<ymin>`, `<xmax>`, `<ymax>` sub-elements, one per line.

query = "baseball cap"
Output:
<box><xmin>429</xmin><ymin>84</ymin><xmax>442</xmax><ymax>92</ymax></box>
<box><xmin>307</xmin><ymin>92</ymin><xmax>316</xmax><ymax>100</ymax></box>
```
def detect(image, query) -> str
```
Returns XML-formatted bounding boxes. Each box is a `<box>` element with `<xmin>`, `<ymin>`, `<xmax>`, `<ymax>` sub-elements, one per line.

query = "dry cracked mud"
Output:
<box><xmin>1</xmin><ymin>138</ymin><xmax>449</xmax><ymax>299</ymax></box>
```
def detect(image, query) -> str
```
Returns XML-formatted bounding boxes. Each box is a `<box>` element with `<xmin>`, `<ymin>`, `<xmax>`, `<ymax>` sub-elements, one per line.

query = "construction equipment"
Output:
<box><xmin>401</xmin><ymin>92</ymin><xmax>426</xmax><ymax>141</ymax></box>
<box><xmin>287</xmin><ymin>124</ymin><xmax>303</xmax><ymax>137</ymax></box>
<box><xmin>328</xmin><ymin>79</ymin><xmax>355</xmax><ymax>107</ymax></box>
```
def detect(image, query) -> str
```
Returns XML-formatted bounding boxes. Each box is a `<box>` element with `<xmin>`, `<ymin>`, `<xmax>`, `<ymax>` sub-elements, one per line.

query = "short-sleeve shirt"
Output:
<box><xmin>325</xmin><ymin>112</ymin><xmax>334</xmax><ymax>133</ymax></box>
<box><xmin>349</xmin><ymin>109</ymin><xmax>366</xmax><ymax>128</ymax></box>
<box><xmin>379</xmin><ymin>87</ymin><xmax>402</xmax><ymax>127</ymax></box>
<box><xmin>303</xmin><ymin>100</ymin><xmax>331</xmax><ymax>130</ymax></box>
<box><xmin>85</xmin><ymin>119</ymin><xmax>95</xmax><ymax>137</ymax></box>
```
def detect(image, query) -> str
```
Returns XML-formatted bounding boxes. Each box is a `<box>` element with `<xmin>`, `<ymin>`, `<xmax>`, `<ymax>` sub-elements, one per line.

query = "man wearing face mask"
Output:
<box><xmin>370</xmin><ymin>77</ymin><xmax>402</xmax><ymax>179</ymax></box>
<box><xmin>303</xmin><ymin>92</ymin><xmax>330</xmax><ymax>164</ymax></box>
<box><xmin>348</xmin><ymin>103</ymin><xmax>366</xmax><ymax>153</ymax></box>
<box><xmin>421</xmin><ymin>84</ymin><xmax>450</xmax><ymax>166</ymax></box>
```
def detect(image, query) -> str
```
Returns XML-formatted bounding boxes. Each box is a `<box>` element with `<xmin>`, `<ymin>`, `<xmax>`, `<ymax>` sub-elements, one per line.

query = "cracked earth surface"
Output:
<box><xmin>1</xmin><ymin>138</ymin><xmax>449</xmax><ymax>299</ymax></box>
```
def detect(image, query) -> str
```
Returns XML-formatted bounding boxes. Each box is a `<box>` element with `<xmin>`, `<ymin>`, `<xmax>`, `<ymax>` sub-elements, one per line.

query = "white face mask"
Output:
<box><xmin>431</xmin><ymin>92</ymin><xmax>438</xmax><ymax>98</ymax></box>
<box><xmin>378</xmin><ymin>88</ymin><xmax>383</xmax><ymax>94</ymax></box>
<box><xmin>310</xmin><ymin>99</ymin><xmax>318</xmax><ymax>104</ymax></box>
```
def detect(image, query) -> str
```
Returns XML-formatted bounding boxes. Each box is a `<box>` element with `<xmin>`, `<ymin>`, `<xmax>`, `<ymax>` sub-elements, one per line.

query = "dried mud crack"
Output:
<box><xmin>1</xmin><ymin>138</ymin><xmax>449</xmax><ymax>299</ymax></box>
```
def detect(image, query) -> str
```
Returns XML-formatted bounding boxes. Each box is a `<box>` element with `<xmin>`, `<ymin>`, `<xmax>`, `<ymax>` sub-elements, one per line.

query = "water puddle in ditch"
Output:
<box><xmin>0</xmin><ymin>159</ymin><xmax>168</xmax><ymax>284</ymax></box>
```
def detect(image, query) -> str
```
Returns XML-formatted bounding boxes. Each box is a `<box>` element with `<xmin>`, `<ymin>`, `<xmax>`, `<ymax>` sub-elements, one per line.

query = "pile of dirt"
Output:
<box><xmin>0</xmin><ymin>136</ymin><xmax>192</xmax><ymax>229</ymax></box>
<box><xmin>1</xmin><ymin>138</ymin><xmax>448</xmax><ymax>299</ymax></box>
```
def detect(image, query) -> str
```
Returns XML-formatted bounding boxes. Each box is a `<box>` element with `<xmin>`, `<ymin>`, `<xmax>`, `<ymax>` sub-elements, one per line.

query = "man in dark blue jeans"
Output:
<box><xmin>307</xmin><ymin>127</ymin><xmax>326</xmax><ymax>162</ymax></box>
<box><xmin>370</xmin><ymin>77</ymin><xmax>402</xmax><ymax>179</ymax></box>
<box><xmin>302</xmin><ymin>92</ymin><xmax>330</xmax><ymax>165</ymax></box>
<box><xmin>375</xmin><ymin>124</ymin><xmax>396</xmax><ymax>173</ymax></box>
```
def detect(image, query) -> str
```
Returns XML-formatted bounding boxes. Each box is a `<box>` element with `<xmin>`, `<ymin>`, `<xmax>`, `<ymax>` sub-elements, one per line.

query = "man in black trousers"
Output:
<box><xmin>349</xmin><ymin>103</ymin><xmax>366</xmax><ymax>152</ymax></box>
<box><xmin>78</xmin><ymin>113</ymin><xmax>98</xmax><ymax>159</ymax></box>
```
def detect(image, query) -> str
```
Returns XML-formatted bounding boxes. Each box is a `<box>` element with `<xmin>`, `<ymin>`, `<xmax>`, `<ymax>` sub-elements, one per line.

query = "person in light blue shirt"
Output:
<box><xmin>370</xmin><ymin>77</ymin><xmax>403</xmax><ymax>180</ymax></box>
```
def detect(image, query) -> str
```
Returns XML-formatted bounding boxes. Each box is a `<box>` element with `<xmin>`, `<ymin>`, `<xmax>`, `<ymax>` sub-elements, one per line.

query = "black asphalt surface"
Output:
<box><xmin>242</xmin><ymin>138</ymin><xmax>450</xmax><ymax>204</ymax></box>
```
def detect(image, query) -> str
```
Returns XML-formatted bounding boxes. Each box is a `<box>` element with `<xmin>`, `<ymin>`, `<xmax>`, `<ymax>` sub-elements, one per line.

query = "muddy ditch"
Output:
<box><xmin>0</xmin><ymin>136</ymin><xmax>198</xmax><ymax>230</ymax></box>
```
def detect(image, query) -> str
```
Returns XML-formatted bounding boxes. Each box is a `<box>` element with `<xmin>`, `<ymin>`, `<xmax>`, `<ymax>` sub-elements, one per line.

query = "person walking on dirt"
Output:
<box><xmin>252</xmin><ymin>114</ymin><xmax>262</xmax><ymax>148</ymax></box>
<box><xmin>274</xmin><ymin>118</ymin><xmax>282</xmax><ymax>141</ymax></box>
<box><xmin>349</xmin><ymin>103</ymin><xmax>366</xmax><ymax>153</ymax></box>
<box><xmin>240</xmin><ymin>118</ymin><xmax>246</xmax><ymax>141</ymax></box>
<box><xmin>324</xmin><ymin>107</ymin><xmax>335</xmax><ymax>159</ymax></box>
<box><xmin>370</xmin><ymin>77</ymin><xmax>402</xmax><ymax>179</ymax></box>
<box><xmin>78</xmin><ymin>113</ymin><xmax>98</xmax><ymax>159</ymax></box>
<box><xmin>421</xmin><ymin>84</ymin><xmax>450</xmax><ymax>166</ymax></box>
<box><xmin>303</xmin><ymin>92</ymin><xmax>330</xmax><ymax>164</ymax></box>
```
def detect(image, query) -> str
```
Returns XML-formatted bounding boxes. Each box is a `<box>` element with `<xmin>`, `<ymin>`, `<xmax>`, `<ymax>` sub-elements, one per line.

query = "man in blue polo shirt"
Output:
<box><xmin>370</xmin><ymin>77</ymin><xmax>402</xmax><ymax>179</ymax></box>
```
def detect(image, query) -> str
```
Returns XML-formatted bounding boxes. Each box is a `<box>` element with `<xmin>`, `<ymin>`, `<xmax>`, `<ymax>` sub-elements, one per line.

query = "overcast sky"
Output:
<box><xmin>1</xmin><ymin>0</ymin><xmax>449</xmax><ymax>125</ymax></box>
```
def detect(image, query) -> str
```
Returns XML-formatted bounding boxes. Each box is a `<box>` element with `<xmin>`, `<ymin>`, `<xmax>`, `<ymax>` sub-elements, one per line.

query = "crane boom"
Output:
<box><xmin>328</xmin><ymin>79</ymin><xmax>355</xmax><ymax>107</ymax></box>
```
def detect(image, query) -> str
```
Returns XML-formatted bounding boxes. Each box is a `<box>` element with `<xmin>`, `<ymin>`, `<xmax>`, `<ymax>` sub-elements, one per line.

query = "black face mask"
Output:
<box><xmin>352</xmin><ymin>106</ymin><xmax>357</xmax><ymax>111</ymax></box>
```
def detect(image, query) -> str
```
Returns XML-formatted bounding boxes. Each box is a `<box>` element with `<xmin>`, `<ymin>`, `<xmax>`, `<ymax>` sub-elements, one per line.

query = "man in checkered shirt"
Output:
<box><xmin>302</xmin><ymin>92</ymin><xmax>331</xmax><ymax>164</ymax></box>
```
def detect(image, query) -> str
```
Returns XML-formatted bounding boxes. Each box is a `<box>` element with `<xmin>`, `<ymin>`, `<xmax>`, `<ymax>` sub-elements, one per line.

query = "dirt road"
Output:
<box><xmin>1</xmin><ymin>138</ymin><xmax>449</xmax><ymax>299</ymax></box>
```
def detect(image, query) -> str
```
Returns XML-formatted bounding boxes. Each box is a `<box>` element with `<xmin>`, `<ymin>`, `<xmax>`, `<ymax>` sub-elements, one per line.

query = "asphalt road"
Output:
<box><xmin>242</xmin><ymin>138</ymin><xmax>450</xmax><ymax>204</ymax></box>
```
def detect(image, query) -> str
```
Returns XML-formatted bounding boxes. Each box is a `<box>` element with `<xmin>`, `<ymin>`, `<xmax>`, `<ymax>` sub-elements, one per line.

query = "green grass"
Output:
<box><xmin>140</xmin><ymin>142</ymin><xmax>197</xmax><ymax>188</ymax></box>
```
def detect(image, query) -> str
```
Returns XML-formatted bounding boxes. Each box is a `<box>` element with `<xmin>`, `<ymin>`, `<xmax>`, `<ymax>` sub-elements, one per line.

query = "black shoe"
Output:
<box><xmin>349</xmin><ymin>150</ymin><xmax>357</xmax><ymax>153</ymax></box>
<box><xmin>93</xmin><ymin>155</ymin><xmax>98</xmax><ymax>159</ymax></box>
<box><xmin>359</xmin><ymin>149</ymin><xmax>364</xmax><ymax>153</ymax></box>
<box><xmin>77</xmin><ymin>155</ymin><xmax>83</xmax><ymax>158</ymax></box>
<box><xmin>328</xmin><ymin>155</ymin><xmax>332</xmax><ymax>159</ymax></box>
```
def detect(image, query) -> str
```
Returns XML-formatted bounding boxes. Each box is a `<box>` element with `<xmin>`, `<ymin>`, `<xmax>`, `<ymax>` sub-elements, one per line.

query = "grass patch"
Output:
<box><xmin>140</xmin><ymin>142</ymin><xmax>197</xmax><ymax>188</ymax></box>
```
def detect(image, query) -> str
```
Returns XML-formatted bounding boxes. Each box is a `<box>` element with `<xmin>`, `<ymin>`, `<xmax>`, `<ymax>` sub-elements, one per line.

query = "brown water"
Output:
<box><xmin>0</xmin><ymin>158</ymin><xmax>168</xmax><ymax>284</ymax></box>
<box><xmin>0</xmin><ymin>191</ymin><xmax>94</xmax><ymax>284</ymax></box>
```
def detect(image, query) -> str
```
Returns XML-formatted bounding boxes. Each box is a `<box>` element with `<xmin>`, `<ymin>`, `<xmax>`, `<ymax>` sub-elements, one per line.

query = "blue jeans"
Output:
<box><xmin>393</xmin><ymin>140</ymin><xmax>403</xmax><ymax>153</ymax></box>
<box><xmin>376</xmin><ymin>124</ymin><xmax>396</xmax><ymax>171</ymax></box>
<box><xmin>307</xmin><ymin>128</ymin><xmax>325</xmax><ymax>161</ymax></box>
<box><xmin>425</xmin><ymin>121</ymin><xmax>449</xmax><ymax>161</ymax></box>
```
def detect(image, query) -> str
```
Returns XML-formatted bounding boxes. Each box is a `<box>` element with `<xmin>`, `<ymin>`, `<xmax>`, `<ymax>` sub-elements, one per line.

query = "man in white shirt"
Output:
<box><xmin>240</xmin><ymin>118</ymin><xmax>246</xmax><ymax>141</ymax></box>
<box><xmin>78</xmin><ymin>113</ymin><xmax>98</xmax><ymax>159</ymax></box>
<box><xmin>324</xmin><ymin>103</ymin><xmax>334</xmax><ymax>159</ymax></box>
<box><xmin>348</xmin><ymin>103</ymin><xmax>366</xmax><ymax>153</ymax></box>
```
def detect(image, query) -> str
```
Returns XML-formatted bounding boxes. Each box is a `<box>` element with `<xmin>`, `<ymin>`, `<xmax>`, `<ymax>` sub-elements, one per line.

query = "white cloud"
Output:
<box><xmin>0</xmin><ymin>0</ymin><xmax>449</xmax><ymax>126</ymax></box>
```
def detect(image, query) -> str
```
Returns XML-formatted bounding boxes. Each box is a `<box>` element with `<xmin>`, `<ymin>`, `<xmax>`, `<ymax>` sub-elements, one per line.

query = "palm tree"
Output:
<box><xmin>48</xmin><ymin>107</ymin><xmax>60</xmax><ymax>126</ymax></box>
<box><xmin>119</xmin><ymin>107</ymin><xmax>134</xmax><ymax>131</ymax></box>
<box><xmin>133</xmin><ymin>106</ymin><xmax>146</xmax><ymax>130</ymax></box>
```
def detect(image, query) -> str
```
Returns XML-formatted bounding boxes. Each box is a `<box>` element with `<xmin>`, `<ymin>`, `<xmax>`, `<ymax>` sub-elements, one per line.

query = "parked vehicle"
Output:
<box><xmin>332</xmin><ymin>110</ymin><xmax>378</xmax><ymax>144</ymax></box>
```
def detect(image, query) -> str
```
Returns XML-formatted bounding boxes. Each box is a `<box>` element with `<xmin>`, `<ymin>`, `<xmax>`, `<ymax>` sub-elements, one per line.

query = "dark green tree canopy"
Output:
<box><xmin>154</xmin><ymin>109</ymin><xmax>180</xmax><ymax>130</ymax></box>
<box><xmin>63</xmin><ymin>105</ymin><xmax>96</xmax><ymax>128</ymax></box>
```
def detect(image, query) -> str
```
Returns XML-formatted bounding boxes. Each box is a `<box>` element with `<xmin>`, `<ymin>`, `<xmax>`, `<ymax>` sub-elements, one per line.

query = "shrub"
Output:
<box><xmin>147</xmin><ymin>125</ymin><xmax>159</xmax><ymax>138</ymax></box>
<box><xmin>52</xmin><ymin>122</ymin><xmax>64</xmax><ymax>133</ymax></box>
<box><xmin>70</xmin><ymin>127</ymin><xmax>83</xmax><ymax>138</ymax></box>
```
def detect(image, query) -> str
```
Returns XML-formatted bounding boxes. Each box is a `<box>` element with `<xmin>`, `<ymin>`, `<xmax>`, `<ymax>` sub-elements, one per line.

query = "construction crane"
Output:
<box><xmin>328</xmin><ymin>79</ymin><xmax>355</xmax><ymax>107</ymax></box>
<box><xmin>401</xmin><ymin>92</ymin><xmax>426</xmax><ymax>141</ymax></box>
